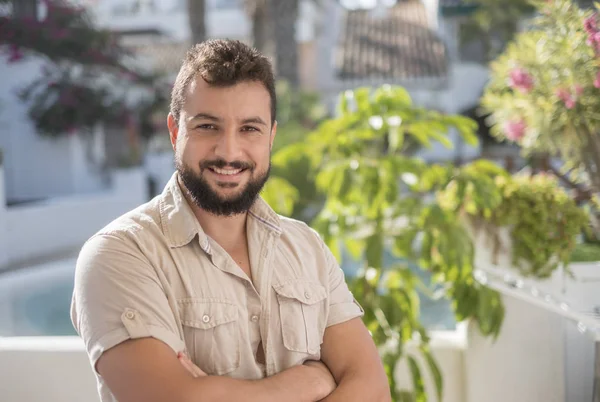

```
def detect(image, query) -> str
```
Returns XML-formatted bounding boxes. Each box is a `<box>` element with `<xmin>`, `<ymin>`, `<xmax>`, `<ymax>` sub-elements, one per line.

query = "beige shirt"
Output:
<box><xmin>70</xmin><ymin>172</ymin><xmax>364</xmax><ymax>402</ymax></box>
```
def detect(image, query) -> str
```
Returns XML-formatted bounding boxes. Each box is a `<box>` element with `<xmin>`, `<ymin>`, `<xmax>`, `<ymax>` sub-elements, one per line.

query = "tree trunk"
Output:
<box><xmin>187</xmin><ymin>0</ymin><xmax>206</xmax><ymax>45</ymax></box>
<box><xmin>269</xmin><ymin>0</ymin><xmax>299</xmax><ymax>87</ymax></box>
<box><xmin>12</xmin><ymin>0</ymin><xmax>37</xmax><ymax>18</ymax></box>
<box><xmin>250</xmin><ymin>0</ymin><xmax>270</xmax><ymax>53</ymax></box>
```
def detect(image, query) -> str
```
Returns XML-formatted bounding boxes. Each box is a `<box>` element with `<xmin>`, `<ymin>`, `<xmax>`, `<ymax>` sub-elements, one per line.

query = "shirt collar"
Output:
<box><xmin>159</xmin><ymin>172</ymin><xmax>211</xmax><ymax>251</ymax></box>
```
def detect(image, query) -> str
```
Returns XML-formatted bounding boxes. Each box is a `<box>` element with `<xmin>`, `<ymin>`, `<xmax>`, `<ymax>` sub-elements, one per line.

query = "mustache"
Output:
<box><xmin>200</xmin><ymin>159</ymin><xmax>254</xmax><ymax>171</ymax></box>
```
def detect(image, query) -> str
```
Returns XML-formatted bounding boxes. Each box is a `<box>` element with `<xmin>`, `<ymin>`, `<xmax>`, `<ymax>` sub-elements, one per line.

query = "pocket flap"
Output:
<box><xmin>177</xmin><ymin>299</ymin><xmax>238</xmax><ymax>329</ymax></box>
<box><xmin>273</xmin><ymin>281</ymin><xmax>327</xmax><ymax>305</ymax></box>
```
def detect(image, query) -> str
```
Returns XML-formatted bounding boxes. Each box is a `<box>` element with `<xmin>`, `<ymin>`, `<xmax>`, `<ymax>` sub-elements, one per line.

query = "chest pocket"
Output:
<box><xmin>177</xmin><ymin>299</ymin><xmax>240</xmax><ymax>375</ymax></box>
<box><xmin>273</xmin><ymin>281</ymin><xmax>327</xmax><ymax>355</ymax></box>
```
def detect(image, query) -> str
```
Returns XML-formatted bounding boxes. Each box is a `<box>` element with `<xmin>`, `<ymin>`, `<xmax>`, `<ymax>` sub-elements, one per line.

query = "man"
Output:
<box><xmin>71</xmin><ymin>39</ymin><xmax>391</xmax><ymax>402</ymax></box>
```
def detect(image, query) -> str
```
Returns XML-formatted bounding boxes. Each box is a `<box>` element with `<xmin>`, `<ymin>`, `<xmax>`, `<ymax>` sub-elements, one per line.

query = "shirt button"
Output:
<box><xmin>251</xmin><ymin>315</ymin><xmax>259</xmax><ymax>322</ymax></box>
<box><xmin>304</xmin><ymin>292</ymin><xmax>311</xmax><ymax>299</ymax></box>
<box><xmin>202</xmin><ymin>314</ymin><xmax>210</xmax><ymax>323</ymax></box>
<box><xmin>125</xmin><ymin>311</ymin><xmax>135</xmax><ymax>320</ymax></box>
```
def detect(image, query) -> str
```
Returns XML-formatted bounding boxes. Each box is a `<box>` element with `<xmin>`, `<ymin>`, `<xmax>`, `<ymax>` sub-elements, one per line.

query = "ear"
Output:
<box><xmin>167</xmin><ymin>113</ymin><xmax>179</xmax><ymax>150</ymax></box>
<box><xmin>269</xmin><ymin>120</ymin><xmax>278</xmax><ymax>151</ymax></box>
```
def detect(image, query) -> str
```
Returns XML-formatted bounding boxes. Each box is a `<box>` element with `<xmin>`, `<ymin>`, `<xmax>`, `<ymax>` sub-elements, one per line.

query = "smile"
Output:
<box><xmin>210</xmin><ymin>167</ymin><xmax>245</xmax><ymax>175</ymax></box>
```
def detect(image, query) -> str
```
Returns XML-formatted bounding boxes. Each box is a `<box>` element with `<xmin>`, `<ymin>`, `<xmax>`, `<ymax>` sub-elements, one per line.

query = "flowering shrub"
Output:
<box><xmin>0</xmin><ymin>0</ymin><xmax>168</xmax><ymax>138</ymax></box>
<box><xmin>481</xmin><ymin>0</ymin><xmax>600</xmax><ymax>196</ymax></box>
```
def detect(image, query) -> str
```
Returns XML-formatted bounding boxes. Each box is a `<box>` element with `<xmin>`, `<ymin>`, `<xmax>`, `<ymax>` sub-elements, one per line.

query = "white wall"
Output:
<box><xmin>0</xmin><ymin>164</ymin><xmax>7</xmax><ymax>268</ymax></box>
<box><xmin>0</xmin><ymin>337</ymin><xmax>100</xmax><ymax>402</ymax></box>
<box><xmin>145</xmin><ymin>151</ymin><xmax>175</xmax><ymax>197</ymax></box>
<box><xmin>0</xmin><ymin>167</ymin><xmax>147</xmax><ymax>270</ymax></box>
<box><xmin>0</xmin><ymin>333</ymin><xmax>465</xmax><ymax>402</ymax></box>
<box><xmin>0</xmin><ymin>57</ymin><xmax>105</xmax><ymax>202</ymax></box>
<box><xmin>465</xmin><ymin>294</ymin><xmax>566</xmax><ymax>402</ymax></box>
<box><xmin>91</xmin><ymin>0</ymin><xmax>250</xmax><ymax>42</ymax></box>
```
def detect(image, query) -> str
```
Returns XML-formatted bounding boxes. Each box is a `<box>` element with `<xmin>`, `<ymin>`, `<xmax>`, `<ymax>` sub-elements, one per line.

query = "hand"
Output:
<box><xmin>304</xmin><ymin>360</ymin><xmax>337</xmax><ymax>400</ymax></box>
<box><xmin>177</xmin><ymin>352</ymin><xmax>208</xmax><ymax>378</ymax></box>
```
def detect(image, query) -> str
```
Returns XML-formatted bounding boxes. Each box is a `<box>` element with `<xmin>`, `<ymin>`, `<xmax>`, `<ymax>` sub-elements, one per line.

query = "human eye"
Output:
<box><xmin>241</xmin><ymin>126</ymin><xmax>260</xmax><ymax>133</ymax></box>
<box><xmin>195</xmin><ymin>124</ymin><xmax>217</xmax><ymax>130</ymax></box>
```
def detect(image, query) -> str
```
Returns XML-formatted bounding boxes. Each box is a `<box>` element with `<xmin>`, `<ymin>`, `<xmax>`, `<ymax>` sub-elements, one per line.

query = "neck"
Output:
<box><xmin>194</xmin><ymin>207</ymin><xmax>247</xmax><ymax>251</ymax></box>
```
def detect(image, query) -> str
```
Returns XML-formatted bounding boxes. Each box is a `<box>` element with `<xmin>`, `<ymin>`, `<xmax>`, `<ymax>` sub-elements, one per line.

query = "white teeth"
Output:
<box><xmin>212</xmin><ymin>167</ymin><xmax>242</xmax><ymax>175</ymax></box>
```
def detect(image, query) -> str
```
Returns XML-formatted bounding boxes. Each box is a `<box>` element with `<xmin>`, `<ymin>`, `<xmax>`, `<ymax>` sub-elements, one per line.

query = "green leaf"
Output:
<box><xmin>407</xmin><ymin>356</ymin><xmax>426</xmax><ymax>402</ymax></box>
<box><xmin>366</xmin><ymin>231</ymin><xmax>384</xmax><ymax>268</ymax></box>
<box><xmin>421</xmin><ymin>346</ymin><xmax>443</xmax><ymax>402</ymax></box>
<box><xmin>260</xmin><ymin>177</ymin><xmax>299</xmax><ymax>216</ymax></box>
<box><xmin>344</xmin><ymin>237</ymin><xmax>365</xmax><ymax>260</ymax></box>
<box><xmin>389</xmin><ymin>127</ymin><xmax>404</xmax><ymax>152</ymax></box>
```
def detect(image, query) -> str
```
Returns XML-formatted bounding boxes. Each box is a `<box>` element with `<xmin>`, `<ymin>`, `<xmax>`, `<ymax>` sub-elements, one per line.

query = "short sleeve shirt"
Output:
<box><xmin>70</xmin><ymin>172</ymin><xmax>364</xmax><ymax>402</ymax></box>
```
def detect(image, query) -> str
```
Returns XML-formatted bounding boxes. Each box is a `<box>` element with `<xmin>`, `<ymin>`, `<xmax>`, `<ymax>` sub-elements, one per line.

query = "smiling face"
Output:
<box><xmin>168</xmin><ymin>76</ymin><xmax>276</xmax><ymax>216</ymax></box>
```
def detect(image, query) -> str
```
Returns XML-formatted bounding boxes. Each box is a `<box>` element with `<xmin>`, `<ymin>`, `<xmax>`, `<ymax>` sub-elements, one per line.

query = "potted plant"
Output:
<box><xmin>480</xmin><ymin>0</ymin><xmax>600</xmax><ymax>305</ymax></box>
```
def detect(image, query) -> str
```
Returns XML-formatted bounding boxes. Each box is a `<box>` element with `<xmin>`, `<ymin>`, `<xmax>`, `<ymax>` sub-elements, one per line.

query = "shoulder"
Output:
<box><xmin>77</xmin><ymin>197</ymin><xmax>164</xmax><ymax>271</ymax></box>
<box><xmin>278</xmin><ymin>215</ymin><xmax>324</xmax><ymax>248</ymax></box>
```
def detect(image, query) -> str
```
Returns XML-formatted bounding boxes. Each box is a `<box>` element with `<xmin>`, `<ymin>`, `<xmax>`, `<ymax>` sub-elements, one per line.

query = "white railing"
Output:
<box><xmin>0</xmin><ymin>166</ymin><xmax>147</xmax><ymax>271</ymax></box>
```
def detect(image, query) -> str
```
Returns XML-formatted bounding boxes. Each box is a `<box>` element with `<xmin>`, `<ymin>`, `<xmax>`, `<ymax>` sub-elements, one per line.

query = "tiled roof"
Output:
<box><xmin>335</xmin><ymin>0</ymin><xmax>448</xmax><ymax>83</ymax></box>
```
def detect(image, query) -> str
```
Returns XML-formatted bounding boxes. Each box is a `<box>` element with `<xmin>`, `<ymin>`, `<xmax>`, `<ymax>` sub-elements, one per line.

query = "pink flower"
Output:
<box><xmin>584</xmin><ymin>14</ymin><xmax>598</xmax><ymax>35</ymax></box>
<box><xmin>556</xmin><ymin>87</ymin><xmax>577</xmax><ymax>109</ymax></box>
<box><xmin>509</xmin><ymin>67</ymin><xmax>534</xmax><ymax>93</ymax></box>
<box><xmin>594</xmin><ymin>72</ymin><xmax>600</xmax><ymax>89</ymax></box>
<box><xmin>503</xmin><ymin>119</ymin><xmax>527</xmax><ymax>141</ymax></box>
<box><xmin>7</xmin><ymin>44</ymin><xmax>23</xmax><ymax>63</ymax></box>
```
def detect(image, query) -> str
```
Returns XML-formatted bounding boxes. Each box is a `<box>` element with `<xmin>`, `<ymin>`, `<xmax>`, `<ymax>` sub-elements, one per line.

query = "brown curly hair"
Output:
<box><xmin>170</xmin><ymin>39</ymin><xmax>276</xmax><ymax>125</ymax></box>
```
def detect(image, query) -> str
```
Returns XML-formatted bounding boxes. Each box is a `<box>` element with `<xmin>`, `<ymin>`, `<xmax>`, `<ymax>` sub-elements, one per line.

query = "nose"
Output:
<box><xmin>214</xmin><ymin>130</ymin><xmax>243</xmax><ymax>162</ymax></box>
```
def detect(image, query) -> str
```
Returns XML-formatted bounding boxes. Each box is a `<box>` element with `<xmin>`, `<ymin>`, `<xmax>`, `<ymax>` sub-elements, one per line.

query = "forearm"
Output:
<box><xmin>183</xmin><ymin>364</ymin><xmax>325</xmax><ymax>402</ymax></box>
<box><xmin>320</xmin><ymin>370</ymin><xmax>391</xmax><ymax>402</ymax></box>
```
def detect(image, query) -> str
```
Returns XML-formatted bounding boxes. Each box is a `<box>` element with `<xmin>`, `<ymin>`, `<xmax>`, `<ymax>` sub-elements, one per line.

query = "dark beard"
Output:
<box><xmin>177</xmin><ymin>158</ymin><xmax>270</xmax><ymax>217</ymax></box>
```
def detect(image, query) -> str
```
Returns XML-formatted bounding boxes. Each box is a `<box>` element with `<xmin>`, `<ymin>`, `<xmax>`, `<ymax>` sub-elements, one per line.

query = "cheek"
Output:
<box><xmin>249</xmin><ymin>142</ymin><xmax>271</xmax><ymax>164</ymax></box>
<box><xmin>179</xmin><ymin>139</ymin><xmax>211</xmax><ymax>165</ymax></box>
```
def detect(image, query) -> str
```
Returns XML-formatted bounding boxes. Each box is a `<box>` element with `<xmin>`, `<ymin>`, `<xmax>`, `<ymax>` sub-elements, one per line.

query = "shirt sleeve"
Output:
<box><xmin>315</xmin><ymin>233</ymin><xmax>365</xmax><ymax>328</ymax></box>
<box><xmin>70</xmin><ymin>233</ymin><xmax>186</xmax><ymax>373</ymax></box>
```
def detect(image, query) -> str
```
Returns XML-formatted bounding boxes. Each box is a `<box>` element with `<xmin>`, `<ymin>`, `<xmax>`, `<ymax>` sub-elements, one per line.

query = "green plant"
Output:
<box><xmin>268</xmin><ymin>85</ymin><xmax>507</xmax><ymax>401</ymax></box>
<box><xmin>266</xmin><ymin>84</ymin><xmax>590</xmax><ymax>400</ymax></box>
<box><xmin>262</xmin><ymin>81</ymin><xmax>327</xmax><ymax>221</ymax></box>
<box><xmin>438</xmin><ymin>169</ymin><xmax>589</xmax><ymax>278</ymax></box>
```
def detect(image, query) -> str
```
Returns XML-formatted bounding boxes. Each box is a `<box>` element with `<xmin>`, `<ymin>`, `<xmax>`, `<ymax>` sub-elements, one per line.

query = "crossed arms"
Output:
<box><xmin>96</xmin><ymin>316</ymin><xmax>391</xmax><ymax>402</ymax></box>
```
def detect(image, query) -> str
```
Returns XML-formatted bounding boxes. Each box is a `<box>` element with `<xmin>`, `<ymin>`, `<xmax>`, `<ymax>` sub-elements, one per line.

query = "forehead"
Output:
<box><xmin>183</xmin><ymin>75</ymin><xmax>271</xmax><ymax>121</ymax></box>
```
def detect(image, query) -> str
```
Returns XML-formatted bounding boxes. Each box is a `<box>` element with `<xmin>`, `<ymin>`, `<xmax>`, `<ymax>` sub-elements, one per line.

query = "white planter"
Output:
<box><xmin>469</xmin><ymin>224</ymin><xmax>564</xmax><ymax>294</ymax></box>
<box><xmin>562</xmin><ymin>261</ymin><xmax>600</xmax><ymax>310</ymax></box>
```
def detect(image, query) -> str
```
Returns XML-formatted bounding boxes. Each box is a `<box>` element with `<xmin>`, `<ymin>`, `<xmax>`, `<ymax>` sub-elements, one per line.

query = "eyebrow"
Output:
<box><xmin>189</xmin><ymin>113</ymin><xmax>268</xmax><ymax>126</ymax></box>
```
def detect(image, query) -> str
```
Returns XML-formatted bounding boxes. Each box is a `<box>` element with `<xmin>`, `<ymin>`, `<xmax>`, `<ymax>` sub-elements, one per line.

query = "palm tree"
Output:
<box><xmin>243</xmin><ymin>0</ymin><xmax>271</xmax><ymax>53</ymax></box>
<box><xmin>269</xmin><ymin>0</ymin><xmax>300</xmax><ymax>87</ymax></box>
<box><xmin>187</xmin><ymin>0</ymin><xmax>206</xmax><ymax>45</ymax></box>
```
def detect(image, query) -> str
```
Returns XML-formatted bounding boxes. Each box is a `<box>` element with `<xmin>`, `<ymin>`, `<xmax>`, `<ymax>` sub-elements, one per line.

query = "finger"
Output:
<box><xmin>179</xmin><ymin>353</ymin><xmax>207</xmax><ymax>377</ymax></box>
<box><xmin>178</xmin><ymin>353</ymin><xmax>199</xmax><ymax>377</ymax></box>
